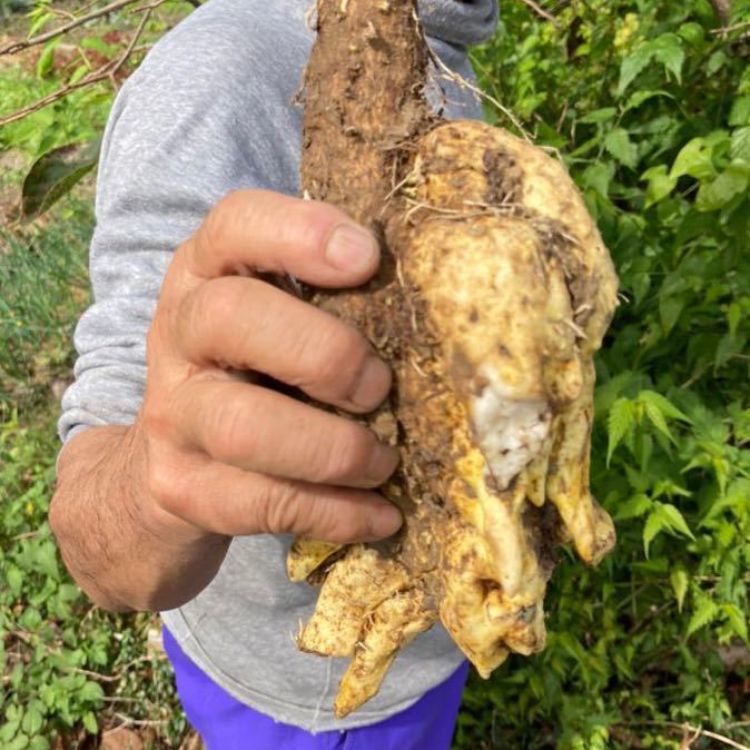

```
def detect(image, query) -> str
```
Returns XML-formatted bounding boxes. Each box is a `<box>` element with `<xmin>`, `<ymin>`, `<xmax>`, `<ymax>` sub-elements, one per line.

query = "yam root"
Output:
<box><xmin>289</xmin><ymin>0</ymin><xmax>618</xmax><ymax>718</ymax></box>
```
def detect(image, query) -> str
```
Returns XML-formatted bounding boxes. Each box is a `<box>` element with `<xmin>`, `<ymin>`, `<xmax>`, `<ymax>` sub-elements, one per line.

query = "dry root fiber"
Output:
<box><xmin>289</xmin><ymin>0</ymin><xmax>619</xmax><ymax>718</ymax></box>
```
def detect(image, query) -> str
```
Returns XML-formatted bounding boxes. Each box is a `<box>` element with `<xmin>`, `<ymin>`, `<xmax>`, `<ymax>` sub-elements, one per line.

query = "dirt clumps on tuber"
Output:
<box><xmin>288</xmin><ymin>0</ymin><xmax>619</xmax><ymax>718</ymax></box>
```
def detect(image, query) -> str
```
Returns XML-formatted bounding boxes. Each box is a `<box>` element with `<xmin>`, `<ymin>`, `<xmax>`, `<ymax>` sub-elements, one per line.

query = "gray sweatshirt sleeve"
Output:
<box><xmin>58</xmin><ymin>2</ymin><xmax>308</xmax><ymax>443</ymax></box>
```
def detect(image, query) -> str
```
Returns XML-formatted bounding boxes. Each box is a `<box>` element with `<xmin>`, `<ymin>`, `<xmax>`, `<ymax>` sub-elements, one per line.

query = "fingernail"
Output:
<box><xmin>351</xmin><ymin>355</ymin><xmax>392</xmax><ymax>410</ymax></box>
<box><xmin>371</xmin><ymin>502</ymin><xmax>403</xmax><ymax>538</ymax></box>
<box><xmin>325</xmin><ymin>224</ymin><xmax>379</xmax><ymax>274</ymax></box>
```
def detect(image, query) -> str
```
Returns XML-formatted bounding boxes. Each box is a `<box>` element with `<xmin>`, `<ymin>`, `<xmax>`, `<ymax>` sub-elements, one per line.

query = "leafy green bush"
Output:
<box><xmin>457</xmin><ymin>1</ymin><xmax>750</xmax><ymax>748</ymax></box>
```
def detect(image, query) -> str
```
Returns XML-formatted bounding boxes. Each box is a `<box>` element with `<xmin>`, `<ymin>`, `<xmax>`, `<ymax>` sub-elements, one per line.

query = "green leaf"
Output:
<box><xmin>616</xmin><ymin>493</ymin><xmax>652</xmax><ymax>520</ymax></box>
<box><xmin>604</xmin><ymin>127</ymin><xmax>638</xmax><ymax>168</ymax></box>
<box><xmin>678</xmin><ymin>22</ymin><xmax>704</xmax><ymax>46</ymax></box>
<box><xmin>594</xmin><ymin>370</ymin><xmax>635</xmax><ymax>417</ymax></box>
<box><xmin>650</xmin><ymin>33</ymin><xmax>685</xmax><ymax>82</ymax></box>
<box><xmin>729</xmin><ymin>96</ymin><xmax>750</xmax><ymax>127</ymax></box>
<box><xmin>723</xmin><ymin>603</ymin><xmax>749</xmax><ymax>643</ymax></box>
<box><xmin>659</xmin><ymin>295</ymin><xmax>685</xmax><ymax>335</ymax></box>
<box><xmin>696</xmin><ymin>162</ymin><xmax>750</xmax><ymax>212</ymax></box>
<box><xmin>21</xmin><ymin>138</ymin><xmax>101</xmax><ymax>220</ymax></box>
<box><xmin>670</xmin><ymin>568</ymin><xmax>689</xmax><ymax>612</ymax></box>
<box><xmin>27</xmin><ymin>11</ymin><xmax>55</xmax><ymax>38</ymax></box>
<box><xmin>21</xmin><ymin>707</ymin><xmax>43</xmax><ymax>736</ymax></box>
<box><xmin>730</xmin><ymin>127</ymin><xmax>750</xmax><ymax>162</ymax></box>
<box><xmin>641</xmin><ymin>165</ymin><xmax>677</xmax><ymax>206</ymax></box>
<box><xmin>79</xmin><ymin>680</ymin><xmax>104</xmax><ymax>704</ymax></box>
<box><xmin>644</xmin><ymin>502</ymin><xmax>694</xmax><ymax>555</ymax></box>
<box><xmin>581</xmin><ymin>162</ymin><xmax>614</xmax><ymax>198</ymax></box>
<box><xmin>625</xmin><ymin>89</ymin><xmax>672</xmax><ymax>111</ymax></box>
<box><xmin>706</xmin><ymin>49</ymin><xmax>728</xmax><ymax>75</ymax></box>
<box><xmin>618</xmin><ymin>46</ymin><xmax>652</xmax><ymax>95</ymax></box>
<box><xmin>657</xmin><ymin>503</ymin><xmax>695</xmax><ymax>540</ymax></box>
<box><xmin>687</xmin><ymin>591</ymin><xmax>719</xmax><ymax>636</ymax></box>
<box><xmin>68</xmin><ymin>64</ymin><xmax>90</xmax><ymax>87</ymax></box>
<box><xmin>642</xmin><ymin>509</ymin><xmax>663</xmax><ymax>556</ymax></box>
<box><xmin>670</xmin><ymin>138</ymin><xmax>716</xmax><ymax>181</ymax></box>
<box><xmin>728</xmin><ymin>302</ymin><xmax>742</xmax><ymax>338</ymax></box>
<box><xmin>638</xmin><ymin>391</ymin><xmax>691</xmax><ymax>422</ymax></box>
<box><xmin>35</xmin><ymin>40</ymin><xmax>57</xmax><ymax>80</ymax></box>
<box><xmin>579</xmin><ymin>107</ymin><xmax>617</xmax><ymax>124</ymax></box>
<box><xmin>607</xmin><ymin>398</ymin><xmax>634</xmax><ymax>464</ymax></box>
<box><xmin>642</xmin><ymin>399</ymin><xmax>674</xmax><ymax>442</ymax></box>
<box><xmin>6</xmin><ymin>565</ymin><xmax>23</xmax><ymax>596</ymax></box>
<box><xmin>6</xmin><ymin>735</ymin><xmax>30</xmax><ymax>750</ymax></box>
<box><xmin>82</xmin><ymin>711</ymin><xmax>98</xmax><ymax>735</ymax></box>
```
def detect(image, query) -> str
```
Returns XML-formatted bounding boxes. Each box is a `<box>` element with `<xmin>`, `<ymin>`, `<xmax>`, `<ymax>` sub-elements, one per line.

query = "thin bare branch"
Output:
<box><xmin>0</xmin><ymin>0</ymin><xmax>143</xmax><ymax>57</ymax></box>
<box><xmin>130</xmin><ymin>0</ymin><xmax>172</xmax><ymax>12</ymax></box>
<box><xmin>517</xmin><ymin>0</ymin><xmax>560</xmax><ymax>28</ymax></box>
<box><xmin>0</xmin><ymin>4</ymin><xmax>157</xmax><ymax>127</ymax></box>
<box><xmin>114</xmin><ymin>713</ymin><xmax>168</xmax><ymax>727</ymax></box>
<box><xmin>711</xmin><ymin>19</ymin><xmax>750</xmax><ymax>34</ymax></box>
<box><xmin>621</xmin><ymin>721</ymin><xmax>750</xmax><ymax>750</ymax></box>
<box><xmin>427</xmin><ymin>47</ymin><xmax>531</xmax><ymax>142</ymax></box>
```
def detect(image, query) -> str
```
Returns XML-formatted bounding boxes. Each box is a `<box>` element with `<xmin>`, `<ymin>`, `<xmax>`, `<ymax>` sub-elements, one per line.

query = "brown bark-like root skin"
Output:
<box><xmin>293</xmin><ymin>120</ymin><xmax>619</xmax><ymax>718</ymax></box>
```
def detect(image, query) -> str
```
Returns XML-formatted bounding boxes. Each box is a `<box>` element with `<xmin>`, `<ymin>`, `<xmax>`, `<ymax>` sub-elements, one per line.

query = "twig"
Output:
<box><xmin>70</xmin><ymin>666</ymin><xmax>122</xmax><ymax>682</ymax></box>
<box><xmin>12</xmin><ymin>530</ymin><xmax>41</xmax><ymax>540</ymax></box>
<box><xmin>684</xmin><ymin>727</ymin><xmax>748</xmax><ymax>750</ymax></box>
<box><xmin>0</xmin><ymin>0</ymin><xmax>144</xmax><ymax>57</ymax></box>
<box><xmin>50</xmin><ymin>7</ymin><xmax>78</xmax><ymax>22</ymax></box>
<box><xmin>130</xmin><ymin>0</ymin><xmax>170</xmax><ymax>12</ymax></box>
<box><xmin>621</xmin><ymin>721</ymin><xmax>750</xmax><ymax>750</ymax></box>
<box><xmin>427</xmin><ymin>47</ymin><xmax>531</xmax><ymax>142</ymax></box>
<box><xmin>517</xmin><ymin>0</ymin><xmax>560</xmax><ymax>28</ymax></box>
<box><xmin>0</xmin><ymin>5</ymin><xmax>157</xmax><ymax>127</ymax></box>
<box><xmin>711</xmin><ymin>19</ymin><xmax>750</xmax><ymax>34</ymax></box>
<box><xmin>114</xmin><ymin>713</ymin><xmax>168</xmax><ymax>727</ymax></box>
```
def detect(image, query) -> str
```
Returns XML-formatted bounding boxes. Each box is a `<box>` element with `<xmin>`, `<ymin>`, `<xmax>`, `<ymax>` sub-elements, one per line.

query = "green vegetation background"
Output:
<box><xmin>1</xmin><ymin>0</ymin><xmax>749</xmax><ymax>747</ymax></box>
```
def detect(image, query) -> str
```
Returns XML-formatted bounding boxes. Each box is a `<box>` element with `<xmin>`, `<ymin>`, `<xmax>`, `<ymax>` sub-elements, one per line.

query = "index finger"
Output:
<box><xmin>182</xmin><ymin>190</ymin><xmax>380</xmax><ymax>287</ymax></box>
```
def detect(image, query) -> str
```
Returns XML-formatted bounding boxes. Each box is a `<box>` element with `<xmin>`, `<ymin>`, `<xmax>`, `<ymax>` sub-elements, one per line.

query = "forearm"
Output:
<box><xmin>50</xmin><ymin>425</ymin><xmax>229</xmax><ymax>612</ymax></box>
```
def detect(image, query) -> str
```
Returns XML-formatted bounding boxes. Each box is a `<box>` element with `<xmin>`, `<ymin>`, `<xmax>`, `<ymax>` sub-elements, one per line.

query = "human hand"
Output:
<box><xmin>135</xmin><ymin>190</ymin><xmax>402</xmax><ymax>546</ymax></box>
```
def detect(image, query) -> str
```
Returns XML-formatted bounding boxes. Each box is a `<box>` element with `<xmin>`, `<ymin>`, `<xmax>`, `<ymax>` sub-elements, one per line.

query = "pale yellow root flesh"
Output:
<box><xmin>289</xmin><ymin>121</ymin><xmax>619</xmax><ymax>718</ymax></box>
<box><xmin>287</xmin><ymin>539</ymin><xmax>344</xmax><ymax>583</ymax></box>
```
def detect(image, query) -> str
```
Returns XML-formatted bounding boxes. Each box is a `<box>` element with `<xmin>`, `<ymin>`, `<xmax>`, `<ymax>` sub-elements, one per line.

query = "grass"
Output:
<box><xmin>0</xmin><ymin>200</ymin><xmax>90</xmax><ymax>404</ymax></box>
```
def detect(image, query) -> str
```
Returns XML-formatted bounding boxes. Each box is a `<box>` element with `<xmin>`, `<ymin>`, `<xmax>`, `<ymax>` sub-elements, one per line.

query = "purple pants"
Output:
<box><xmin>163</xmin><ymin>628</ymin><xmax>468</xmax><ymax>750</ymax></box>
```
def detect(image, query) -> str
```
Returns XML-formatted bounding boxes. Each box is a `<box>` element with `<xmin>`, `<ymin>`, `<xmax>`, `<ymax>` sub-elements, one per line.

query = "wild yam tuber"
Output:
<box><xmin>288</xmin><ymin>0</ymin><xmax>619</xmax><ymax>718</ymax></box>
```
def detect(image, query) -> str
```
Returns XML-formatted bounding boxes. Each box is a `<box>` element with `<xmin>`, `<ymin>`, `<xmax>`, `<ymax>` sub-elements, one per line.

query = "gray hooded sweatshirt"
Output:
<box><xmin>59</xmin><ymin>0</ymin><xmax>499</xmax><ymax>732</ymax></box>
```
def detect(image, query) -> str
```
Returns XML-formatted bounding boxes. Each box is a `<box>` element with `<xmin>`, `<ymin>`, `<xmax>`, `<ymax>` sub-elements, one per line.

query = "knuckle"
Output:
<box><xmin>293</xmin><ymin>200</ymin><xmax>334</xmax><ymax>252</ymax></box>
<box><xmin>201</xmin><ymin>201</ymin><xmax>228</xmax><ymax>255</ymax></box>
<box><xmin>141</xmin><ymin>400</ymin><xmax>173</xmax><ymax>443</ymax></box>
<box><xmin>261</xmin><ymin>480</ymin><xmax>304</xmax><ymax>535</ymax></box>
<box><xmin>310</xmin><ymin>499</ymin><xmax>364</xmax><ymax>543</ymax></box>
<box><xmin>282</xmin><ymin>198</ymin><xmax>351</xmax><ymax>260</ymax></box>
<box><xmin>177</xmin><ymin>278</ymin><xmax>244</xmax><ymax>358</ymax></box>
<box><xmin>314</xmin><ymin>423</ymin><xmax>375</xmax><ymax>484</ymax></box>
<box><xmin>145</xmin><ymin>455</ymin><xmax>183</xmax><ymax>511</ymax></box>
<box><xmin>199</xmin><ymin>191</ymin><xmax>246</xmax><ymax>261</ymax></box>
<box><xmin>298</xmin><ymin>322</ymin><xmax>369</xmax><ymax>396</ymax></box>
<box><xmin>211</xmin><ymin>190</ymin><xmax>243</xmax><ymax>234</ymax></box>
<box><xmin>208</xmin><ymin>396</ymin><xmax>256</xmax><ymax>462</ymax></box>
